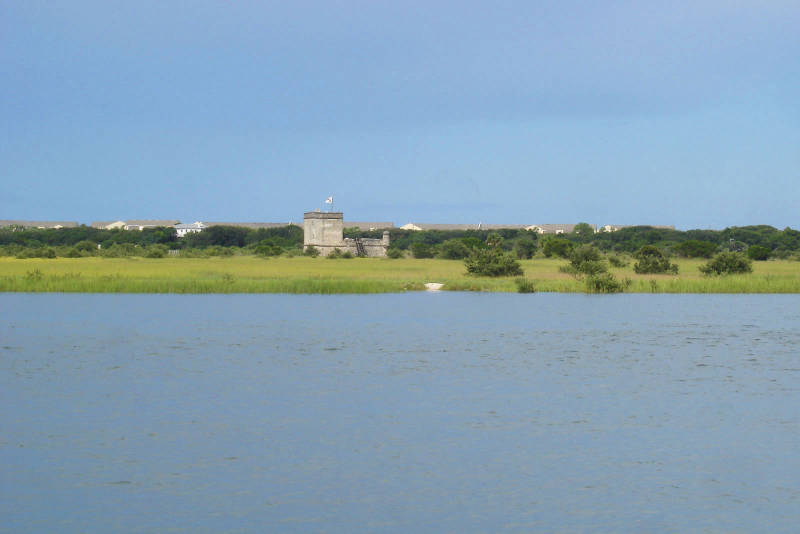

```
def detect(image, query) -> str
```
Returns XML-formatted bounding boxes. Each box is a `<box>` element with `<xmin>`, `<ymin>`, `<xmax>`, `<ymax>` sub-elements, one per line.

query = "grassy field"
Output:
<box><xmin>2</xmin><ymin>256</ymin><xmax>800</xmax><ymax>294</ymax></box>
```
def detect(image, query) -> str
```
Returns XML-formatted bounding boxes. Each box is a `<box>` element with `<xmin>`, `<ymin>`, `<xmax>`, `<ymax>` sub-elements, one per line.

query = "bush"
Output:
<box><xmin>303</xmin><ymin>246</ymin><xmax>321</xmax><ymax>257</ymax></box>
<box><xmin>144</xmin><ymin>244</ymin><xmax>168</xmax><ymax>258</ymax></box>
<box><xmin>514</xmin><ymin>238</ymin><xmax>537</xmax><ymax>259</ymax></box>
<box><xmin>746</xmin><ymin>245</ymin><xmax>771</xmax><ymax>261</ymax></box>
<box><xmin>566</xmin><ymin>245</ymin><xmax>607</xmax><ymax>276</ymax></box>
<box><xmin>585</xmin><ymin>273</ymin><xmax>629</xmax><ymax>293</ymax></box>
<box><xmin>410</xmin><ymin>242</ymin><xmax>435</xmax><ymax>259</ymax></box>
<box><xmin>64</xmin><ymin>247</ymin><xmax>83</xmax><ymax>258</ymax></box>
<box><xmin>438</xmin><ymin>239</ymin><xmax>472</xmax><ymax>260</ymax></box>
<box><xmin>674</xmin><ymin>240</ymin><xmax>717</xmax><ymax>258</ymax></box>
<box><xmin>386</xmin><ymin>247</ymin><xmax>404</xmax><ymax>259</ymax></box>
<box><xmin>542</xmin><ymin>238</ymin><xmax>574</xmax><ymax>258</ymax></box>
<box><xmin>633</xmin><ymin>245</ymin><xmax>678</xmax><ymax>274</ymax></box>
<box><xmin>608</xmin><ymin>255</ymin><xmax>629</xmax><ymax>268</ymax></box>
<box><xmin>464</xmin><ymin>248</ymin><xmax>523</xmax><ymax>277</ymax></box>
<box><xmin>74</xmin><ymin>240</ymin><xmax>98</xmax><ymax>253</ymax></box>
<box><xmin>327</xmin><ymin>248</ymin><xmax>354</xmax><ymax>259</ymax></box>
<box><xmin>699</xmin><ymin>252</ymin><xmax>753</xmax><ymax>275</ymax></box>
<box><xmin>515</xmin><ymin>278</ymin><xmax>536</xmax><ymax>293</ymax></box>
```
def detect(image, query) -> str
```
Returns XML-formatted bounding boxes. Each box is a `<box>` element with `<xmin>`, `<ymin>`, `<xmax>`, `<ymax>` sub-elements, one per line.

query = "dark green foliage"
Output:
<box><xmin>144</xmin><ymin>244</ymin><xmax>168</xmax><ymax>258</ymax></box>
<box><xmin>585</xmin><ymin>273</ymin><xmax>629</xmax><ymax>293</ymax></box>
<box><xmin>566</xmin><ymin>245</ymin><xmax>608</xmax><ymax>276</ymax></box>
<box><xmin>673</xmin><ymin>240</ymin><xmax>717</xmax><ymax>258</ymax></box>
<box><xmin>386</xmin><ymin>247</ymin><xmax>404</xmax><ymax>259</ymax></box>
<box><xmin>746</xmin><ymin>245</ymin><xmax>771</xmax><ymax>261</ymax></box>
<box><xmin>16</xmin><ymin>247</ymin><xmax>57</xmax><ymax>259</ymax></box>
<box><xmin>64</xmin><ymin>247</ymin><xmax>83</xmax><ymax>258</ymax></box>
<box><xmin>74</xmin><ymin>240</ymin><xmax>97</xmax><ymax>253</ymax></box>
<box><xmin>253</xmin><ymin>241</ymin><xmax>283</xmax><ymax>257</ymax></box>
<box><xmin>608</xmin><ymin>255</ymin><xmax>629</xmax><ymax>268</ymax></box>
<box><xmin>438</xmin><ymin>239</ymin><xmax>472</xmax><ymax>259</ymax></box>
<box><xmin>410</xmin><ymin>242</ymin><xmax>435</xmax><ymax>259</ymax></box>
<box><xmin>513</xmin><ymin>238</ymin><xmax>537</xmax><ymax>259</ymax></box>
<box><xmin>633</xmin><ymin>245</ymin><xmax>678</xmax><ymax>274</ymax></box>
<box><xmin>514</xmin><ymin>278</ymin><xmax>536</xmax><ymax>293</ymax></box>
<box><xmin>303</xmin><ymin>246</ymin><xmax>321</xmax><ymax>257</ymax></box>
<box><xmin>464</xmin><ymin>248</ymin><xmax>523</xmax><ymax>277</ymax></box>
<box><xmin>542</xmin><ymin>238</ymin><xmax>574</xmax><ymax>258</ymax></box>
<box><xmin>699</xmin><ymin>252</ymin><xmax>753</xmax><ymax>275</ymax></box>
<box><xmin>327</xmin><ymin>248</ymin><xmax>354</xmax><ymax>259</ymax></box>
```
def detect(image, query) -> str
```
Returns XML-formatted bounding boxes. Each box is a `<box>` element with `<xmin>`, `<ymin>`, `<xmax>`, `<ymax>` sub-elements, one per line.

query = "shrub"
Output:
<box><xmin>439</xmin><ymin>239</ymin><xmax>472</xmax><ymax>259</ymax></box>
<box><xmin>327</xmin><ymin>248</ymin><xmax>354</xmax><ymax>259</ymax></box>
<box><xmin>585</xmin><ymin>273</ymin><xmax>629</xmax><ymax>293</ymax></box>
<box><xmin>464</xmin><ymin>248</ymin><xmax>523</xmax><ymax>277</ymax></box>
<box><xmin>74</xmin><ymin>240</ymin><xmax>97</xmax><ymax>253</ymax></box>
<box><xmin>514</xmin><ymin>238</ymin><xmax>537</xmax><ymax>259</ymax></box>
<box><xmin>746</xmin><ymin>245</ymin><xmax>771</xmax><ymax>261</ymax></box>
<box><xmin>608</xmin><ymin>255</ymin><xmax>629</xmax><ymax>268</ymax></box>
<box><xmin>542</xmin><ymin>238</ymin><xmax>574</xmax><ymax>258</ymax></box>
<box><xmin>674</xmin><ymin>239</ymin><xmax>717</xmax><ymax>258</ymax></box>
<box><xmin>699</xmin><ymin>252</ymin><xmax>753</xmax><ymax>275</ymax></box>
<box><xmin>566</xmin><ymin>245</ymin><xmax>608</xmax><ymax>276</ymax></box>
<box><xmin>386</xmin><ymin>247</ymin><xmax>404</xmax><ymax>259</ymax></box>
<box><xmin>303</xmin><ymin>246</ymin><xmax>321</xmax><ymax>257</ymax></box>
<box><xmin>144</xmin><ymin>244</ymin><xmax>168</xmax><ymax>258</ymax></box>
<box><xmin>410</xmin><ymin>242</ymin><xmax>435</xmax><ymax>259</ymax></box>
<box><xmin>515</xmin><ymin>278</ymin><xmax>536</xmax><ymax>293</ymax></box>
<box><xmin>64</xmin><ymin>247</ymin><xmax>83</xmax><ymax>258</ymax></box>
<box><xmin>633</xmin><ymin>245</ymin><xmax>678</xmax><ymax>274</ymax></box>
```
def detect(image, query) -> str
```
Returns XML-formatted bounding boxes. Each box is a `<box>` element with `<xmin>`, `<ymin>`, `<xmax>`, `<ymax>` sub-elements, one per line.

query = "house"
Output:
<box><xmin>203</xmin><ymin>222</ymin><xmax>298</xmax><ymax>229</ymax></box>
<box><xmin>0</xmin><ymin>220</ymin><xmax>79</xmax><ymax>229</ymax></box>
<box><xmin>174</xmin><ymin>221</ymin><xmax>207</xmax><ymax>237</ymax></box>
<box><xmin>399</xmin><ymin>223</ymin><xmax>528</xmax><ymax>231</ymax></box>
<box><xmin>90</xmin><ymin>220</ymin><xmax>180</xmax><ymax>231</ymax></box>
<box><xmin>526</xmin><ymin>224</ymin><xmax>589</xmax><ymax>234</ymax></box>
<box><xmin>598</xmin><ymin>224</ymin><xmax>676</xmax><ymax>233</ymax></box>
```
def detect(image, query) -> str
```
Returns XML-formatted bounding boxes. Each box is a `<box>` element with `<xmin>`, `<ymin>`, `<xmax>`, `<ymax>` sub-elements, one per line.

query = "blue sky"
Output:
<box><xmin>2</xmin><ymin>1</ymin><xmax>798</xmax><ymax>229</ymax></box>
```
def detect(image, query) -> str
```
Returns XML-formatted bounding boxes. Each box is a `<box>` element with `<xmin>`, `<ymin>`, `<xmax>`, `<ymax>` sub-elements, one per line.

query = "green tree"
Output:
<box><xmin>566</xmin><ymin>245</ymin><xmax>608</xmax><ymax>276</ymax></box>
<box><xmin>633</xmin><ymin>245</ymin><xmax>678</xmax><ymax>274</ymax></box>
<box><xmin>542</xmin><ymin>238</ymin><xmax>574</xmax><ymax>258</ymax></box>
<box><xmin>673</xmin><ymin>240</ymin><xmax>717</xmax><ymax>258</ymax></box>
<box><xmin>513</xmin><ymin>237</ymin><xmax>537</xmax><ymax>259</ymax></box>
<box><xmin>699</xmin><ymin>252</ymin><xmax>753</xmax><ymax>275</ymax></box>
<box><xmin>439</xmin><ymin>239</ymin><xmax>471</xmax><ymax>259</ymax></box>
<box><xmin>746</xmin><ymin>245</ymin><xmax>771</xmax><ymax>261</ymax></box>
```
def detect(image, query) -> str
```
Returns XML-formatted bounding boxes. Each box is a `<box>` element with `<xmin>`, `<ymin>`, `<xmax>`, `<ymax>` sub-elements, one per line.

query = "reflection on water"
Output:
<box><xmin>1</xmin><ymin>293</ymin><xmax>799</xmax><ymax>533</ymax></box>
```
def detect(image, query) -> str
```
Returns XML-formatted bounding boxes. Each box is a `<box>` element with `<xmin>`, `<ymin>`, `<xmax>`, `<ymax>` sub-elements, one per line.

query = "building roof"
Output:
<box><xmin>204</xmin><ymin>222</ymin><xmax>298</xmax><ymax>229</ymax></box>
<box><xmin>400</xmin><ymin>223</ymin><xmax>528</xmax><ymax>231</ymax></box>
<box><xmin>343</xmin><ymin>221</ymin><xmax>395</xmax><ymax>230</ymax></box>
<box><xmin>0</xmin><ymin>220</ymin><xmax>79</xmax><ymax>229</ymax></box>
<box><xmin>526</xmin><ymin>223</ymin><xmax>590</xmax><ymax>234</ymax></box>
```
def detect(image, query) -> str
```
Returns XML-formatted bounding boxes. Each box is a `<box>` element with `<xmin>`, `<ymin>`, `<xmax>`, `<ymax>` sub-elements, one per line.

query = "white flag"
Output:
<box><xmin>325</xmin><ymin>196</ymin><xmax>333</xmax><ymax>204</ymax></box>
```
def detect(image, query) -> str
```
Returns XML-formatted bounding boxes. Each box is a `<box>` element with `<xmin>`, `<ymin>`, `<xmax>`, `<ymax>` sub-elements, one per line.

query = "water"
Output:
<box><xmin>1</xmin><ymin>293</ymin><xmax>799</xmax><ymax>533</ymax></box>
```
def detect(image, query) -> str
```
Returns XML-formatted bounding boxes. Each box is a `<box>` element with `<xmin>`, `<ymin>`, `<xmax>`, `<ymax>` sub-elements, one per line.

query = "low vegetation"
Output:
<box><xmin>699</xmin><ymin>252</ymin><xmax>753</xmax><ymax>275</ymax></box>
<box><xmin>633</xmin><ymin>245</ymin><xmax>679</xmax><ymax>274</ymax></box>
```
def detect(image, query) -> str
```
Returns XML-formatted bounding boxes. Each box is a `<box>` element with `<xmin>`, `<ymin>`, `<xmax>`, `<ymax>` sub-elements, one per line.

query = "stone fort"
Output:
<box><xmin>303</xmin><ymin>211</ymin><xmax>390</xmax><ymax>257</ymax></box>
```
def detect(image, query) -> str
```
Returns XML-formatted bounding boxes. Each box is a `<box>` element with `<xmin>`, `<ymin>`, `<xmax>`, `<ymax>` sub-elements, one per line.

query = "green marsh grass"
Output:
<box><xmin>1</xmin><ymin>256</ymin><xmax>799</xmax><ymax>294</ymax></box>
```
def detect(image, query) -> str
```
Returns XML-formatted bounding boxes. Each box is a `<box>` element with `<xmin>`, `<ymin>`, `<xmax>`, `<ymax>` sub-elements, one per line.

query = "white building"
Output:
<box><xmin>175</xmin><ymin>221</ymin><xmax>207</xmax><ymax>237</ymax></box>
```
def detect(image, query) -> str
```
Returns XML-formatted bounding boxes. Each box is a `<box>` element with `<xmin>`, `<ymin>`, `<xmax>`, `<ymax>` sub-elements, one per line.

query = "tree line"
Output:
<box><xmin>2</xmin><ymin>223</ymin><xmax>799</xmax><ymax>260</ymax></box>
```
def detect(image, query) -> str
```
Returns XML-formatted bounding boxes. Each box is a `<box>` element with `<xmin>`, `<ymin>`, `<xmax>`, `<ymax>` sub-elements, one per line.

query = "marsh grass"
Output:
<box><xmin>1</xmin><ymin>256</ymin><xmax>799</xmax><ymax>294</ymax></box>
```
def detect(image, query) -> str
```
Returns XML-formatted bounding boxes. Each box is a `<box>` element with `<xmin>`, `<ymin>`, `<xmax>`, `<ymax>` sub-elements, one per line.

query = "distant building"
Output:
<box><xmin>400</xmin><ymin>223</ymin><xmax>527</xmax><ymax>231</ymax></box>
<box><xmin>0</xmin><ymin>220</ymin><xmax>79</xmax><ymax>229</ymax></box>
<box><xmin>90</xmin><ymin>220</ymin><xmax>179</xmax><ymax>231</ymax></box>
<box><xmin>598</xmin><ymin>224</ymin><xmax>676</xmax><ymax>233</ymax></box>
<box><xmin>175</xmin><ymin>221</ymin><xmax>207</xmax><ymax>237</ymax></box>
<box><xmin>204</xmin><ymin>222</ymin><xmax>298</xmax><ymax>229</ymax></box>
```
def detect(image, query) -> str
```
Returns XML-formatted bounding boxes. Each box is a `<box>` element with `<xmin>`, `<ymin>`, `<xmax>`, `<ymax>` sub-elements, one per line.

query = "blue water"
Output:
<box><xmin>1</xmin><ymin>293</ymin><xmax>799</xmax><ymax>533</ymax></box>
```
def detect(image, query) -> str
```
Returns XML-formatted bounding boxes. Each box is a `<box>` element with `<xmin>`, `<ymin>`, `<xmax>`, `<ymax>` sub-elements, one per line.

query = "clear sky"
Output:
<box><xmin>2</xmin><ymin>1</ymin><xmax>798</xmax><ymax>229</ymax></box>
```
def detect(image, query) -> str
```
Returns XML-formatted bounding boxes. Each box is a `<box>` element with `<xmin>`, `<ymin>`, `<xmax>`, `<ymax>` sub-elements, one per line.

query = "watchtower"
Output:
<box><xmin>303</xmin><ymin>211</ymin><xmax>344</xmax><ymax>255</ymax></box>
